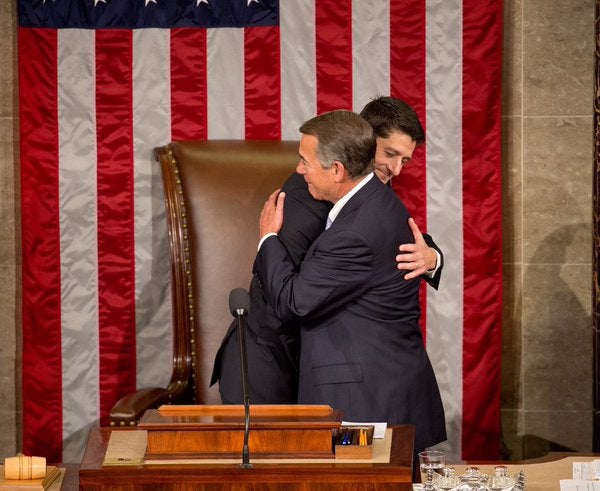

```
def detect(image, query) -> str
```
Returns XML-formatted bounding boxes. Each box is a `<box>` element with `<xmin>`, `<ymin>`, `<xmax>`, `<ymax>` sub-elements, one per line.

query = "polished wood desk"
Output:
<box><xmin>78</xmin><ymin>426</ymin><xmax>414</xmax><ymax>490</ymax></box>
<box><xmin>56</xmin><ymin>465</ymin><xmax>79</xmax><ymax>490</ymax></box>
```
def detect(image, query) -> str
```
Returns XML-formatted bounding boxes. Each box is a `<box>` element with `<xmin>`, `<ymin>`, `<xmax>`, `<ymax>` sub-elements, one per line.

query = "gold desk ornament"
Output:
<box><xmin>3</xmin><ymin>453</ymin><xmax>46</xmax><ymax>480</ymax></box>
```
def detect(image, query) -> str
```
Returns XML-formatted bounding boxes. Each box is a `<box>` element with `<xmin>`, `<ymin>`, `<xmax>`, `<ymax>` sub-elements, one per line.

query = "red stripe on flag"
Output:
<box><xmin>315</xmin><ymin>0</ymin><xmax>353</xmax><ymax>112</ymax></box>
<box><xmin>19</xmin><ymin>27</ymin><xmax>63</xmax><ymax>463</ymax></box>
<box><xmin>95</xmin><ymin>30</ymin><xmax>137</xmax><ymax>425</ymax></box>
<box><xmin>171</xmin><ymin>28</ymin><xmax>207</xmax><ymax>140</ymax></box>
<box><xmin>390</xmin><ymin>0</ymin><xmax>426</xmax><ymax>118</ymax></box>
<box><xmin>244</xmin><ymin>26</ymin><xmax>281</xmax><ymax>139</ymax></box>
<box><xmin>461</xmin><ymin>0</ymin><xmax>503</xmax><ymax>460</ymax></box>
<box><xmin>390</xmin><ymin>0</ymin><xmax>429</xmax><ymax>338</ymax></box>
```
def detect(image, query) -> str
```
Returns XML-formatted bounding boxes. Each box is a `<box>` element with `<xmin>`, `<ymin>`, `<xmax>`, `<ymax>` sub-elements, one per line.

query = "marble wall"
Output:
<box><xmin>0</xmin><ymin>0</ymin><xmax>595</xmax><ymax>461</ymax></box>
<box><xmin>501</xmin><ymin>0</ymin><xmax>595</xmax><ymax>459</ymax></box>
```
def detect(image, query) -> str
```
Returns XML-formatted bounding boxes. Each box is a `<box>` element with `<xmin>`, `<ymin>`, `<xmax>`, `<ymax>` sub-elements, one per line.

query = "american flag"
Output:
<box><xmin>18</xmin><ymin>0</ymin><xmax>503</xmax><ymax>463</ymax></box>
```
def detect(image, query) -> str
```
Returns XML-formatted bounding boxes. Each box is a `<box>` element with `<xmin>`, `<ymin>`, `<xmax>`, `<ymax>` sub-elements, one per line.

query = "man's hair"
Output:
<box><xmin>359</xmin><ymin>96</ymin><xmax>425</xmax><ymax>144</ymax></box>
<box><xmin>299</xmin><ymin>110</ymin><xmax>375</xmax><ymax>178</ymax></box>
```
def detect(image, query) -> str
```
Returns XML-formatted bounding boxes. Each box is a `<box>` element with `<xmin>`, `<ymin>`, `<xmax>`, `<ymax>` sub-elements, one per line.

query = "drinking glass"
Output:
<box><xmin>418</xmin><ymin>450</ymin><xmax>446</xmax><ymax>488</ymax></box>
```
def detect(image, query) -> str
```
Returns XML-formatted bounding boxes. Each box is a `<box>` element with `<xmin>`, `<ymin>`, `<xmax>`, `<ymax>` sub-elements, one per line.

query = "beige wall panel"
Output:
<box><xmin>523</xmin><ymin>0</ymin><xmax>594</xmax><ymax>116</ymax></box>
<box><xmin>522</xmin><ymin>264</ymin><xmax>592</xmax><ymax>413</ymax></box>
<box><xmin>522</xmin><ymin>116</ymin><xmax>593</xmax><ymax>264</ymax></box>
<box><xmin>502</xmin><ymin>115</ymin><xmax>523</xmax><ymax>264</ymax></box>
<box><xmin>502</xmin><ymin>0</ymin><xmax>523</xmax><ymax>117</ymax></box>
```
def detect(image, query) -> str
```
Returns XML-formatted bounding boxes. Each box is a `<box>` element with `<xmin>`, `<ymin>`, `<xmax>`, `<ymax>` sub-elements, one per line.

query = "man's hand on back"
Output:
<box><xmin>396</xmin><ymin>218</ymin><xmax>437</xmax><ymax>280</ymax></box>
<box><xmin>259</xmin><ymin>189</ymin><xmax>286</xmax><ymax>238</ymax></box>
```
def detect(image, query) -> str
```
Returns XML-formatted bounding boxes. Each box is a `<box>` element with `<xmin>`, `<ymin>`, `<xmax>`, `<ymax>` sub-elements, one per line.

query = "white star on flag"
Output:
<box><xmin>196</xmin><ymin>0</ymin><xmax>209</xmax><ymax>5</ymax></box>
<box><xmin>145</xmin><ymin>0</ymin><xmax>157</xmax><ymax>6</ymax></box>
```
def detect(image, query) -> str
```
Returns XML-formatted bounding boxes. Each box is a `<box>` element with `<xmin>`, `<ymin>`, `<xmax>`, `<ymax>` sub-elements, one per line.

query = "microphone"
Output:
<box><xmin>229</xmin><ymin>288</ymin><xmax>253</xmax><ymax>469</ymax></box>
<box><xmin>229</xmin><ymin>287</ymin><xmax>250</xmax><ymax>317</ymax></box>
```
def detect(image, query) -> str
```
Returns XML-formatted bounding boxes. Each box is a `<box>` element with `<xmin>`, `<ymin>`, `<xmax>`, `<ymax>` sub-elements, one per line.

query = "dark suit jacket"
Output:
<box><xmin>253</xmin><ymin>175</ymin><xmax>446</xmax><ymax>449</ymax></box>
<box><xmin>210</xmin><ymin>173</ymin><xmax>331</xmax><ymax>403</ymax></box>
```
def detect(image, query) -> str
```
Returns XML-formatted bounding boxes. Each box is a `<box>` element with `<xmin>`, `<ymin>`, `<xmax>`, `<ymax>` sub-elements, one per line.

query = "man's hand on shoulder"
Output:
<box><xmin>396</xmin><ymin>218</ymin><xmax>437</xmax><ymax>280</ymax></box>
<box><xmin>259</xmin><ymin>189</ymin><xmax>286</xmax><ymax>238</ymax></box>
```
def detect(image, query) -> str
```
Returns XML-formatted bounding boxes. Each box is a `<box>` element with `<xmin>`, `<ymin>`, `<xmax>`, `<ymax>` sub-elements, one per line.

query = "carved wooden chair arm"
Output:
<box><xmin>109</xmin><ymin>387</ymin><xmax>171</xmax><ymax>427</ymax></box>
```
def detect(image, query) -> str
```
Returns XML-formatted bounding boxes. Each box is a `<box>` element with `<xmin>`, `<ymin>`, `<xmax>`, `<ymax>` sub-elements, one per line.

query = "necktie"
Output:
<box><xmin>325</xmin><ymin>217</ymin><xmax>332</xmax><ymax>230</ymax></box>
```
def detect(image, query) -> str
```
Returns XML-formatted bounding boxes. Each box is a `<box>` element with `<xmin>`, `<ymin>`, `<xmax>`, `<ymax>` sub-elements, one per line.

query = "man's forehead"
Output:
<box><xmin>377</xmin><ymin>131</ymin><xmax>416</xmax><ymax>154</ymax></box>
<box><xmin>300</xmin><ymin>133</ymin><xmax>318</xmax><ymax>143</ymax></box>
<box><xmin>381</xmin><ymin>129</ymin><xmax>413</xmax><ymax>141</ymax></box>
<box><xmin>299</xmin><ymin>133</ymin><xmax>318</xmax><ymax>152</ymax></box>
<box><xmin>299</xmin><ymin>134</ymin><xmax>320</xmax><ymax>163</ymax></box>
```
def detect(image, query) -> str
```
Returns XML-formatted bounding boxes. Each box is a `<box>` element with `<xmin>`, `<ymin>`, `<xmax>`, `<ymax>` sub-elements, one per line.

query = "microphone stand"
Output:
<box><xmin>236</xmin><ymin>308</ymin><xmax>253</xmax><ymax>469</ymax></box>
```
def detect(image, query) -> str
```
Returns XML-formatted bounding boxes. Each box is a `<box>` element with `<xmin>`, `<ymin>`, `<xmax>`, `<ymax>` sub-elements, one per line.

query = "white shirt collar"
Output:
<box><xmin>327</xmin><ymin>172</ymin><xmax>374</xmax><ymax>227</ymax></box>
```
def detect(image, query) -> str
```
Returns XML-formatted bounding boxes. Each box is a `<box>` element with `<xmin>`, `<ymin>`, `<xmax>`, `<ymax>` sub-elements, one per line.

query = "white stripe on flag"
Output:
<box><xmin>280</xmin><ymin>0</ymin><xmax>316</xmax><ymax>140</ymax></box>
<box><xmin>207</xmin><ymin>28</ymin><xmax>244</xmax><ymax>139</ymax></box>
<box><xmin>351</xmin><ymin>0</ymin><xmax>390</xmax><ymax>111</ymax></box>
<box><xmin>132</xmin><ymin>29</ymin><xmax>173</xmax><ymax>390</ymax></box>
<box><xmin>58</xmin><ymin>29</ymin><xmax>100</xmax><ymax>463</ymax></box>
<box><xmin>425</xmin><ymin>0</ymin><xmax>464</xmax><ymax>461</ymax></box>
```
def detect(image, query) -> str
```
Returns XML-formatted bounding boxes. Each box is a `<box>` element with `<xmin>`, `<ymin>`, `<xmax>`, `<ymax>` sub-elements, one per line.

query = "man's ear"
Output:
<box><xmin>332</xmin><ymin>161</ymin><xmax>347</xmax><ymax>182</ymax></box>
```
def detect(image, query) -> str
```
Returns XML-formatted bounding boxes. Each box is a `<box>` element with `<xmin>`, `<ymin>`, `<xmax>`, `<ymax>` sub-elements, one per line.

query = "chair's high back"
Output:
<box><xmin>110</xmin><ymin>140</ymin><xmax>299</xmax><ymax>426</ymax></box>
<box><xmin>160</xmin><ymin>140</ymin><xmax>299</xmax><ymax>404</ymax></box>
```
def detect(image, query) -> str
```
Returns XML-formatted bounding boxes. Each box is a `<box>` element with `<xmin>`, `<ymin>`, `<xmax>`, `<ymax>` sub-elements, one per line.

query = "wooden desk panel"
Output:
<box><xmin>79</xmin><ymin>426</ymin><xmax>415</xmax><ymax>490</ymax></box>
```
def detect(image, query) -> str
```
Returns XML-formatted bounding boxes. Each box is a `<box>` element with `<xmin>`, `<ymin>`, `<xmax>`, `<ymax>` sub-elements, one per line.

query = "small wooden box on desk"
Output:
<box><xmin>138</xmin><ymin>404</ymin><xmax>342</xmax><ymax>459</ymax></box>
<box><xmin>334</xmin><ymin>425</ymin><xmax>375</xmax><ymax>459</ymax></box>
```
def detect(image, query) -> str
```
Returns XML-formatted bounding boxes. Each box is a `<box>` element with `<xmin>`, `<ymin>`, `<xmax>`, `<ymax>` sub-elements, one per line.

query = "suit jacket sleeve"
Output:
<box><xmin>423</xmin><ymin>233</ymin><xmax>443</xmax><ymax>290</ymax></box>
<box><xmin>253</xmin><ymin>230</ymin><xmax>374</xmax><ymax>325</ymax></box>
<box><xmin>278</xmin><ymin>172</ymin><xmax>331</xmax><ymax>267</ymax></box>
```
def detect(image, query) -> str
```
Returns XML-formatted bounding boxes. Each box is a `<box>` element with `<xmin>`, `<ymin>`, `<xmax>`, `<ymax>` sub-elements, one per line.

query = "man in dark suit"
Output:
<box><xmin>211</xmin><ymin>96</ymin><xmax>443</xmax><ymax>406</ymax></box>
<box><xmin>211</xmin><ymin>171</ymin><xmax>331</xmax><ymax>403</ymax></box>
<box><xmin>255</xmin><ymin>110</ymin><xmax>446</xmax><ymax>451</ymax></box>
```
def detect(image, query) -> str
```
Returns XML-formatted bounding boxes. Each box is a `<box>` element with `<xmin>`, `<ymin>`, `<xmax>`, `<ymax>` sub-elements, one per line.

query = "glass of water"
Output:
<box><xmin>418</xmin><ymin>450</ymin><xmax>446</xmax><ymax>488</ymax></box>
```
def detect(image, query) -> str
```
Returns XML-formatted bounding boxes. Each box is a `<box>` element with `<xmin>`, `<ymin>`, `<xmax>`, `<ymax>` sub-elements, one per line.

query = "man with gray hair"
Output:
<box><xmin>255</xmin><ymin>110</ymin><xmax>446</xmax><ymax>453</ymax></box>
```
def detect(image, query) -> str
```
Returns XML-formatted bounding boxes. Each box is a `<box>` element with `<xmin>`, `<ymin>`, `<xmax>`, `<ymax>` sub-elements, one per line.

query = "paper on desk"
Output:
<box><xmin>341</xmin><ymin>421</ymin><xmax>387</xmax><ymax>439</ymax></box>
<box><xmin>573</xmin><ymin>461</ymin><xmax>600</xmax><ymax>480</ymax></box>
<box><xmin>560</xmin><ymin>480</ymin><xmax>600</xmax><ymax>490</ymax></box>
<box><xmin>104</xmin><ymin>430</ymin><xmax>147</xmax><ymax>465</ymax></box>
<box><xmin>560</xmin><ymin>461</ymin><xmax>600</xmax><ymax>491</ymax></box>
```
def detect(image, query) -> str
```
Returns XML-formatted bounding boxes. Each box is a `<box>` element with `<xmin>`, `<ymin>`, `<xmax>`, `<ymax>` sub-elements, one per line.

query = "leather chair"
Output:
<box><xmin>109</xmin><ymin>140</ymin><xmax>299</xmax><ymax>426</ymax></box>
